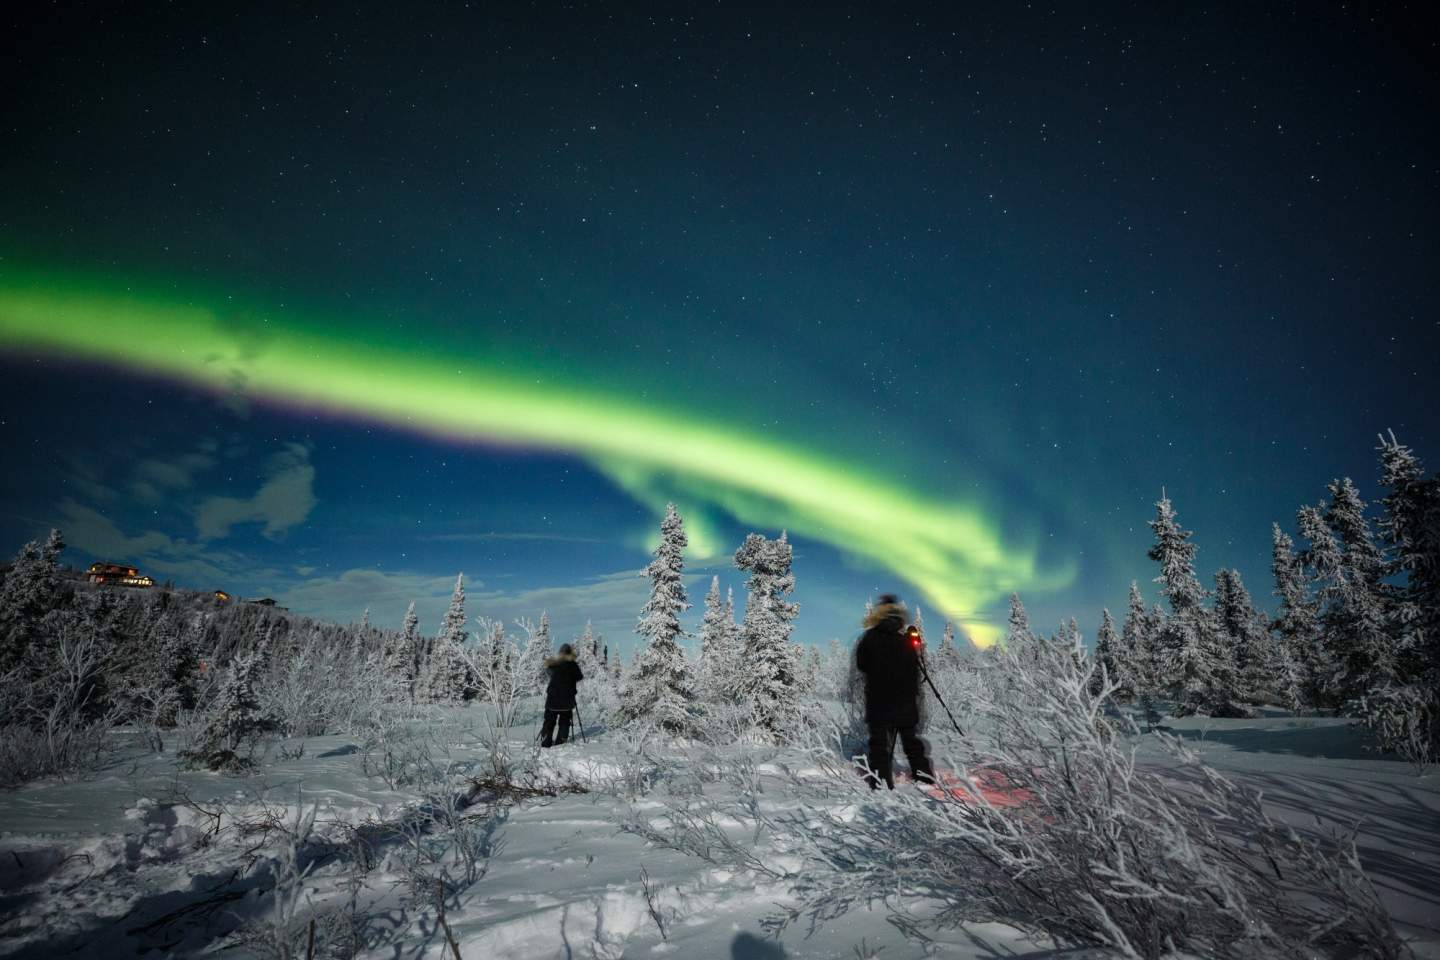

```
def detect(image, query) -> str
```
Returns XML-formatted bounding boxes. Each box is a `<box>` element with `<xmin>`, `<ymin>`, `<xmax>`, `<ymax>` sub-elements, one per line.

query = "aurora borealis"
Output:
<box><xmin>0</xmin><ymin>272</ymin><xmax>1069</xmax><ymax>644</ymax></box>
<box><xmin>1</xmin><ymin>4</ymin><xmax>1435</xmax><ymax>649</ymax></box>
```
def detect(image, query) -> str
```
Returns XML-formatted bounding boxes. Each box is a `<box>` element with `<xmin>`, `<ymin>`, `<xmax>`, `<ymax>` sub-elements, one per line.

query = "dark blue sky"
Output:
<box><xmin>1</xmin><ymin>3</ymin><xmax>1435</xmax><ymax>651</ymax></box>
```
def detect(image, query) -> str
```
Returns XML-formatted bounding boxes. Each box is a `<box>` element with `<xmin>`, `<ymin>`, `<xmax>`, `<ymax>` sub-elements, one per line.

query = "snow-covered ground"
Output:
<box><xmin>1</xmin><ymin>709</ymin><xmax>1436</xmax><ymax>959</ymax></box>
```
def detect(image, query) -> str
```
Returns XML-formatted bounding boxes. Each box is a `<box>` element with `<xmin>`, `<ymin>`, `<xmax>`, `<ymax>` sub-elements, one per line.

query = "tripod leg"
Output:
<box><xmin>919</xmin><ymin>659</ymin><xmax>966</xmax><ymax>738</ymax></box>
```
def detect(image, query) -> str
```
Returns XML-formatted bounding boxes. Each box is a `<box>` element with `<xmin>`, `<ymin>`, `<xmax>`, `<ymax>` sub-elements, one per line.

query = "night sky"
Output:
<box><xmin>2</xmin><ymin>4</ymin><xmax>1435</xmax><ymax>653</ymax></box>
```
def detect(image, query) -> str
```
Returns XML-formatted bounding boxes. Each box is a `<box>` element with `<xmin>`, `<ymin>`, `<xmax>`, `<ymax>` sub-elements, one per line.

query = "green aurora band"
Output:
<box><xmin>0</xmin><ymin>270</ymin><xmax>1075</xmax><ymax>645</ymax></box>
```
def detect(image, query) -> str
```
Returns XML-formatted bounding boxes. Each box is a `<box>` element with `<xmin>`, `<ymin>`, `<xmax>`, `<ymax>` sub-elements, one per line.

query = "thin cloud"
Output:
<box><xmin>416</xmin><ymin>531</ymin><xmax>609</xmax><ymax>544</ymax></box>
<box><xmin>270</xmin><ymin>565</ymin><xmax>680</xmax><ymax>656</ymax></box>
<box><xmin>194</xmin><ymin>442</ymin><xmax>317</xmax><ymax>541</ymax></box>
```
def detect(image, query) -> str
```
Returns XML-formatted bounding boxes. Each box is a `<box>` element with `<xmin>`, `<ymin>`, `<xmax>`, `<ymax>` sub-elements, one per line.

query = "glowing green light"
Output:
<box><xmin>0</xmin><ymin>269</ymin><xmax>1074</xmax><ymax>644</ymax></box>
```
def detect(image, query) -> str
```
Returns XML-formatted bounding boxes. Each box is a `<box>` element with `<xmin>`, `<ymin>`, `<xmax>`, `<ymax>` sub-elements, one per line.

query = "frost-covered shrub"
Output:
<box><xmin>255</xmin><ymin>629</ymin><xmax>395</xmax><ymax>739</ymax></box>
<box><xmin>0</xmin><ymin>626</ymin><xmax>119</xmax><ymax>786</ymax></box>
<box><xmin>1353</xmin><ymin>683</ymin><xmax>1437</xmax><ymax>773</ymax></box>
<box><xmin>641</xmin><ymin>632</ymin><xmax>1410</xmax><ymax>960</ymax></box>
<box><xmin>182</xmin><ymin>654</ymin><xmax>278</xmax><ymax>771</ymax></box>
<box><xmin>0</xmin><ymin>715</ymin><xmax>115</xmax><ymax>787</ymax></box>
<box><xmin>229</xmin><ymin>804</ymin><xmax>318</xmax><ymax>960</ymax></box>
<box><xmin>457</xmin><ymin>627</ymin><xmax>532</xmax><ymax>783</ymax></box>
<box><xmin>800</xmin><ymin>639</ymin><xmax>1407</xmax><ymax>958</ymax></box>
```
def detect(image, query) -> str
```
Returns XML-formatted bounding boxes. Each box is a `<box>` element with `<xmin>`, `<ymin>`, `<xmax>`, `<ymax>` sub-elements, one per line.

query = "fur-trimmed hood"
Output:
<box><xmin>863</xmin><ymin>600</ymin><xmax>908</xmax><ymax>630</ymax></box>
<box><xmin>545</xmin><ymin>651</ymin><xmax>577</xmax><ymax>668</ymax></box>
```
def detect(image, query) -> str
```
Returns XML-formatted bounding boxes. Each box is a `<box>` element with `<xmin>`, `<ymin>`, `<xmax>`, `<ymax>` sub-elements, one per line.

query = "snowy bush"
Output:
<box><xmin>0</xmin><ymin>626</ymin><xmax>120</xmax><ymax>786</ymax></box>
<box><xmin>181</xmin><ymin>654</ymin><xmax>278</xmax><ymax>771</ymax></box>
<box><xmin>255</xmin><ymin>628</ymin><xmax>395</xmax><ymax>739</ymax></box>
<box><xmin>1353</xmin><ymin>683</ymin><xmax>1438</xmax><ymax>773</ymax></box>
<box><xmin>230</xmin><ymin>803</ymin><xmax>319</xmax><ymax>960</ymax></box>
<box><xmin>457</xmin><ymin>625</ymin><xmax>533</xmax><ymax>782</ymax></box>
<box><xmin>640</xmin><ymin>630</ymin><xmax>1411</xmax><ymax>960</ymax></box>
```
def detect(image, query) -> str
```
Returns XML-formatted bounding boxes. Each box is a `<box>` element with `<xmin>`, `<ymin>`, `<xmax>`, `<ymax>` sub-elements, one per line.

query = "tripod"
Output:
<box><xmin>917</xmin><ymin>649</ymin><xmax>965</xmax><ymax>738</ymax></box>
<box><xmin>573</xmin><ymin>703</ymin><xmax>588</xmax><ymax>744</ymax></box>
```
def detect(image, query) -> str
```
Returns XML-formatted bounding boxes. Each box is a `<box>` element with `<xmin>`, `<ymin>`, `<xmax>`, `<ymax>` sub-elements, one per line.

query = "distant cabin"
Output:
<box><xmin>244</xmin><ymin>597</ymin><xmax>288</xmax><ymax>610</ymax></box>
<box><xmin>213</xmin><ymin>590</ymin><xmax>231</xmax><ymax>603</ymax></box>
<box><xmin>87</xmin><ymin>561</ymin><xmax>155</xmax><ymax>588</ymax></box>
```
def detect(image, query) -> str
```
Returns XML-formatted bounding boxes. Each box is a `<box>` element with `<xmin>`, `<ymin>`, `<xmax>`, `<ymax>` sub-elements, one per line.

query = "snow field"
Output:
<box><xmin>0</xmin><ymin>707</ymin><xmax>1436</xmax><ymax>958</ymax></box>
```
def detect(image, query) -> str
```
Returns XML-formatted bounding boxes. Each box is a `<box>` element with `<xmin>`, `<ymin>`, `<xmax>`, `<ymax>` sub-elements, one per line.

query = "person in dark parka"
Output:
<box><xmin>854</xmin><ymin>594</ymin><xmax>933</xmax><ymax>789</ymax></box>
<box><xmin>540</xmin><ymin>643</ymin><xmax>584</xmax><ymax>747</ymax></box>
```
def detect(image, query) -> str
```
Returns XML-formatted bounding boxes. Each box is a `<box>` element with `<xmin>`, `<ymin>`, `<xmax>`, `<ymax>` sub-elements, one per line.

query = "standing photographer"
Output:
<box><xmin>854</xmin><ymin>594</ymin><xmax>934</xmax><ymax>789</ymax></box>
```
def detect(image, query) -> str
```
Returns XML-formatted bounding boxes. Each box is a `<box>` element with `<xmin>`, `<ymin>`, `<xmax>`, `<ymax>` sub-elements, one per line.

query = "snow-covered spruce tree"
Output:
<box><xmin>1378</xmin><ymin>432</ymin><xmax>1440</xmax><ymax>665</ymax></box>
<box><xmin>1272</xmin><ymin>523</ymin><xmax>1328</xmax><ymax>710</ymax></box>
<box><xmin>1297</xmin><ymin>494</ymin><xmax>1392</xmax><ymax>711</ymax></box>
<box><xmin>533</xmin><ymin>610</ymin><xmax>553</xmax><ymax>681</ymax></box>
<box><xmin>720</xmin><ymin>586</ymin><xmax>742</xmax><ymax>697</ymax></box>
<box><xmin>1003</xmin><ymin>592</ymin><xmax>1034</xmax><ymax>660</ymax></box>
<box><xmin>0</xmin><ymin>531</ymin><xmax>65</xmax><ymax>673</ymax></box>
<box><xmin>936</xmin><ymin>621</ymin><xmax>963</xmax><ymax>672</ymax></box>
<box><xmin>1117</xmin><ymin>581</ymin><xmax>1153</xmax><ymax>710</ymax></box>
<box><xmin>1147</xmin><ymin>495</ymin><xmax>1226</xmax><ymax>716</ymax></box>
<box><xmin>182</xmin><ymin>653</ymin><xmax>276</xmax><ymax>770</ymax></box>
<box><xmin>1063</xmin><ymin>616</ymin><xmax>1084</xmax><ymax>663</ymax></box>
<box><xmin>616</xmin><ymin>503</ymin><xmax>696</xmax><ymax>733</ymax></box>
<box><xmin>384</xmin><ymin>601</ymin><xmax>421</xmax><ymax>701</ymax></box>
<box><xmin>1361</xmin><ymin>433</ymin><xmax>1440</xmax><ymax>766</ymax></box>
<box><xmin>352</xmin><ymin>607</ymin><xmax>373</xmax><ymax>661</ymax></box>
<box><xmin>577</xmin><ymin>620</ymin><xmax>604</xmax><ymax>674</ymax></box>
<box><xmin>575</xmin><ymin>620</ymin><xmax>619</xmax><ymax>720</ymax></box>
<box><xmin>1213</xmin><ymin>568</ymin><xmax>1276</xmax><ymax>705</ymax></box>
<box><xmin>696</xmin><ymin>575</ymin><xmax>729</xmax><ymax>701</ymax></box>
<box><xmin>1090</xmin><ymin>608</ymin><xmax>1119</xmax><ymax>697</ymax></box>
<box><xmin>1324</xmin><ymin>479</ymin><xmax>1399</xmax><ymax>698</ymax></box>
<box><xmin>733</xmin><ymin>531</ymin><xmax>802</xmax><ymax>737</ymax></box>
<box><xmin>822</xmin><ymin>637</ymin><xmax>849</xmax><ymax>701</ymax></box>
<box><xmin>421</xmin><ymin>573</ymin><xmax>470</xmax><ymax>704</ymax></box>
<box><xmin>514</xmin><ymin>611</ymin><xmax>554</xmax><ymax>698</ymax></box>
<box><xmin>804</xmin><ymin>645</ymin><xmax>822</xmax><ymax>694</ymax></box>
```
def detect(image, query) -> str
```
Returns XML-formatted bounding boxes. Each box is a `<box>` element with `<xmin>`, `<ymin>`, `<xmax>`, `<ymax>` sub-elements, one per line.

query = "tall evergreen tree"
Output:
<box><xmin>1118</xmin><ymin>581</ymin><xmax>1151</xmax><ymax>703</ymax></box>
<box><xmin>1298</xmin><ymin>491</ymin><xmax>1393</xmax><ymax>707</ymax></box>
<box><xmin>1091</xmin><ymin>608</ymin><xmax>1119</xmax><ymax>696</ymax></box>
<box><xmin>1207</xmin><ymin>569</ymin><xmax>1247</xmax><ymax>705</ymax></box>
<box><xmin>936</xmin><ymin>621</ymin><xmax>963</xmax><ymax>672</ymax></box>
<box><xmin>1328</xmin><ymin>478</ymin><xmax>1398</xmax><ymax>692</ymax></box>
<box><xmin>617</xmin><ymin>504</ymin><xmax>695</xmax><ymax>732</ymax></box>
<box><xmin>1213</xmin><ymin>568</ymin><xmax>1275</xmax><ymax>705</ymax></box>
<box><xmin>573</xmin><ymin>620</ymin><xmax>618</xmax><ymax>718</ymax></box>
<box><xmin>1378</xmin><ymin>432</ymin><xmax>1440</xmax><ymax>672</ymax></box>
<box><xmin>1271</xmin><ymin>523</ymin><xmax>1327</xmax><ymax>708</ymax></box>
<box><xmin>39</xmin><ymin>527</ymin><xmax>63</xmax><ymax>565</ymax></box>
<box><xmin>697</xmin><ymin>576</ymin><xmax>730</xmax><ymax>701</ymax></box>
<box><xmin>1004</xmin><ymin>593</ymin><xmax>1033</xmax><ymax>655</ymax></box>
<box><xmin>385</xmin><ymin>601</ymin><xmax>421</xmax><ymax>700</ymax></box>
<box><xmin>422</xmin><ymin>573</ymin><xmax>470</xmax><ymax>703</ymax></box>
<box><xmin>1147</xmin><ymin>495</ymin><xmax>1218</xmax><ymax>715</ymax></box>
<box><xmin>804</xmin><ymin>645</ymin><xmax>822</xmax><ymax>694</ymax></box>
<box><xmin>536</xmin><ymin>611</ymin><xmax>553</xmax><ymax>662</ymax></box>
<box><xmin>351</xmin><ymin>608</ymin><xmax>373</xmax><ymax>661</ymax></box>
<box><xmin>0</xmin><ymin>531</ymin><xmax>64</xmax><ymax>672</ymax></box>
<box><xmin>733</xmin><ymin>531</ymin><xmax>801</xmax><ymax>736</ymax></box>
<box><xmin>515</xmin><ymin>611</ymin><xmax>554</xmax><ymax>695</ymax></box>
<box><xmin>722</xmin><ymin>587</ymin><xmax>740</xmax><ymax>687</ymax></box>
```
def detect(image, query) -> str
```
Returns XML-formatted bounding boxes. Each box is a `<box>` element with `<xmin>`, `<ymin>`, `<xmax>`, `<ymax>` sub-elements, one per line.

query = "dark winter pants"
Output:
<box><xmin>863</xmin><ymin>724</ymin><xmax>933</xmax><ymax>789</ymax></box>
<box><xmin>540</xmin><ymin>709</ymin><xmax>572</xmax><ymax>747</ymax></box>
